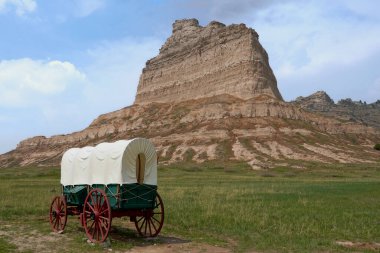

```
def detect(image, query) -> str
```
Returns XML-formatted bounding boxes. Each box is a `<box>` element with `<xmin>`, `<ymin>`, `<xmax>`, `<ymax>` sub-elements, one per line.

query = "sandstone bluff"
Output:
<box><xmin>1</xmin><ymin>19</ymin><xmax>379</xmax><ymax>168</ymax></box>
<box><xmin>135</xmin><ymin>19</ymin><xmax>283</xmax><ymax>104</ymax></box>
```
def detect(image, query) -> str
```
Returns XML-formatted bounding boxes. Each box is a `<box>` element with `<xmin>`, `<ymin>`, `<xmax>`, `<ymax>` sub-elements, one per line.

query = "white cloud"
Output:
<box><xmin>238</xmin><ymin>0</ymin><xmax>380</xmax><ymax>102</ymax></box>
<box><xmin>251</xmin><ymin>1</ymin><xmax>380</xmax><ymax>77</ymax></box>
<box><xmin>0</xmin><ymin>58</ymin><xmax>86</xmax><ymax>107</ymax></box>
<box><xmin>0</xmin><ymin>36</ymin><xmax>161</xmax><ymax>154</ymax></box>
<box><xmin>75</xmin><ymin>0</ymin><xmax>104</xmax><ymax>17</ymax></box>
<box><xmin>0</xmin><ymin>0</ymin><xmax>36</xmax><ymax>16</ymax></box>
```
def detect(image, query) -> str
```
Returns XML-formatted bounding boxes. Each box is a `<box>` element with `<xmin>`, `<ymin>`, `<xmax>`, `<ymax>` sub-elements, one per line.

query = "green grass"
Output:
<box><xmin>0</xmin><ymin>162</ymin><xmax>380</xmax><ymax>252</ymax></box>
<box><xmin>0</xmin><ymin>238</ymin><xmax>16</xmax><ymax>252</ymax></box>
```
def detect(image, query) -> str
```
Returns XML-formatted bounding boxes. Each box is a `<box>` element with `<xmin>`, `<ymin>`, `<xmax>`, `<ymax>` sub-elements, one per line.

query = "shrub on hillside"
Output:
<box><xmin>374</xmin><ymin>144</ymin><xmax>380</xmax><ymax>150</ymax></box>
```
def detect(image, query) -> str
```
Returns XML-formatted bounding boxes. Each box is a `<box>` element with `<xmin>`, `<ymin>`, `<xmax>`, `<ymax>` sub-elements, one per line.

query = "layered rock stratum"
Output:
<box><xmin>1</xmin><ymin>19</ymin><xmax>379</xmax><ymax>168</ymax></box>
<box><xmin>135</xmin><ymin>19</ymin><xmax>283</xmax><ymax>104</ymax></box>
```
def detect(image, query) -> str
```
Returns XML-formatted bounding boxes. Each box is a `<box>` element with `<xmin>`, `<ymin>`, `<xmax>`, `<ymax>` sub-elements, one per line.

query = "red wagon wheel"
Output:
<box><xmin>135</xmin><ymin>192</ymin><xmax>164</xmax><ymax>237</ymax></box>
<box><xmin>49</xmin><ymin>196</ymin><xmax>67</xmax><ymax>232</ymax></box>
<box><xmin>83</xmin><ymin>188</ymin><xmax>112</xmax><ymax>243</ymax></box>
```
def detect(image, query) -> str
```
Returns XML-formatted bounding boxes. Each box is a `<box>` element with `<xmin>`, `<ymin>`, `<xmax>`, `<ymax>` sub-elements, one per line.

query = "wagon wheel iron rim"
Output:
<box><xmin>83</xmin><ymin>188</ymin><xmax>112</xmax><ymax>243</ymax></box>
<box><xmin>135</xmin><ymin>192</ymin><xmax>164</xmax><ymax>237</ymax></box>
<box><xmin>49</xmin><ymin>196</ymin><xmax>67</xmax><ymax>233</ymax></box>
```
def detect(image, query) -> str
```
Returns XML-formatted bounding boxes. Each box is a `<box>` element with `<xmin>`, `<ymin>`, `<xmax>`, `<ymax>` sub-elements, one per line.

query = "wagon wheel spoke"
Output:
<box><xmin>100</xmin><ymin>199</ymin><xmax>107</xmax><ymax>210</ymax></box>
<box><xmin>99</xmin><ymin>216</ymin><xmax>109</xmax><ymax>222</ymax></box>
<box><xmin>152</xmin><ymin>216</ymin><xmax>161</xmax><ymax>224</ymax></box>
<box><xmin>144</xmin><ymin>218</ymin><xmax>148</xmax><ymax>235</ymax></box>
<box><xmin>99</xmin><ymin>217</ymin><xmax>108</xmax><ymax>228</ymax></box>
<box><xmin>150</xmin><ymin>217</ymin><xmax>158</xmax><ymax>232</ymax></box>
<box><xmin>54</xmin><ymin>215</ymin><xmax>59</xmax><ymax>228</ymax></box>
<box><xmin>90</xmin><ymin>194</ymin><xmax>96</xmax><ymax>207</ymax></box>
<box><xmin>51</xmin><ymin>216</ymin><xmax>57</xmax><ymax>226</ymax></box>
<box><xmin>89</xmin><ymin>220</ymin><xmax>95</xmax><ymax>231</ymax></box>
<box><xmin>99</xmin><ymin>221</ymin><xmax>105</xmax><ymax>239</ymax></box>
<box><xmin>84</xmin><ymin>214</ymin><xmax>92</xmax><ymax>222</ymax></box>
<box><xmin>86</xmin><ymin>202</ymin><xmax>96</xmax><ymax>213</ymax></box>
<box><xmin>100</xmin><ymin>205</ymin><xmax>109</xmax><ymax>216</ymax></box>
<box><xmin>97</xmin><ymin>194</ymin><xmax>102</xmax><ymax>210</ymax></box>
<box><xmin>56</xmin><ymin>199</ymin><xmax>61</xmax><ymax>211</ymax></box>
<box><xmin>139</xmin><ymin>218</ymin><xmax>146</xmax><ymax>232</ymax></box>
<box><xmin>92</xmin><ymin>193</ymin><xmax>98</xmax><ymax>209</ymax></box>
<box><xmin>92</xmin><ymin>223</ymin><xmax>96</xmax><ymax>238</ymax></box>
<box><xmin>94</xmin><ymin>194</ymin><xmax>99</xmax><ymax>210</ymax></box>
<box><xmin>148</xmin><ymin>218</ymin><xmax>153</xmax><ymax>236</ymax></box>
<box><xmin>59</xmin><ymin>200</ymin><xmax>65</xmax><ymax>211</ymax></box>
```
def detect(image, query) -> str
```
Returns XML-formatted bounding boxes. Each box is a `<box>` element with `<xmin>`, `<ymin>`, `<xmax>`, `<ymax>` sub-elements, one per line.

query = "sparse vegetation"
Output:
<box><xmin>215</xmin><ymin>140</ymin><xmax>233</xmax><ymax>161</ymax></box>
<box><xmin>160</xmin><ymin>144</ymin><xmax>177</xmax><ymax>161</ymax></box>
<box><xmin>374</xmin><ymin>143</ymin><xmax>380</xmax><ymax>150</ymax></box>
<box><xmin>183</xmin><ymin>148</ymin><xmax>196</xmax><ymax>161</ymax></box>
<box><xmin>198</xmin><ymin>151</ymin><xmax>208</xmax><ymax>160</ymax></box>
<box><xmin>1</xmin><ymin>162</ymin><xmax>380</xmax><ymax>252</ymax></box>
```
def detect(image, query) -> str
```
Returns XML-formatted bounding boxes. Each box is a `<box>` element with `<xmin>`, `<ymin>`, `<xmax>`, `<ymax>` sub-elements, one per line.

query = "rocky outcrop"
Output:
<box><xmin>292</xmin><ymin>91</ymin><xmax>380</xmax><ymax>129</ymax></box>
<box><xmin>294</xmin><ymin>91</ymin><xmax>334</xmax><ymax>112</ymax></box>
<box><xmin>134</xmin><ymin>19</ymin><xmax>282</xmax><ymax>104</ymax></box>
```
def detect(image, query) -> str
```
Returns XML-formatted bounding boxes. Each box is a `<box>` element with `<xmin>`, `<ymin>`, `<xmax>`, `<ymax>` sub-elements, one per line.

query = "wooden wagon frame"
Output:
<box><xmin>49</xmin><ymin>138</ymin><xmax>164</xmax><ymax>243</ymax></box>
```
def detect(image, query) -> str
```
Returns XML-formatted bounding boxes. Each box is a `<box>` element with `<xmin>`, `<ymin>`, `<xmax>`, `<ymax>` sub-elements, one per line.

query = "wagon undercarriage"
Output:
<box><xmin>49</xmin><ymin>187</ymin><xmax>164</xmax><ymax>243</ymax></box>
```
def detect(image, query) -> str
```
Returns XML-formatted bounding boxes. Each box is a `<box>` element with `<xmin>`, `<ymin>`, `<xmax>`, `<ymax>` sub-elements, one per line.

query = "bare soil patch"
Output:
<box><xmin>336</xmin><ymin>240</ymin><xmax>380</xmax><ymax>251</ymax></box>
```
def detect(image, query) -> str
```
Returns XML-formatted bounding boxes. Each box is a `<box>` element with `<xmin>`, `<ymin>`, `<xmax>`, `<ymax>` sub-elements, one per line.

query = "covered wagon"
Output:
<box><xmin>49</xmin><ymin>138</ymin><xmax>164</xmax><ymax>243</ymax></box>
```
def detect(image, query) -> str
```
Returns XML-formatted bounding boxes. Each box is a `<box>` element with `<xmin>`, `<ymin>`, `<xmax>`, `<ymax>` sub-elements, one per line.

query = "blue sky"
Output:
<box><xmin>0</xmin><ymin>0</ymin><xmax>379</xmax><ymax>154</ymax></box>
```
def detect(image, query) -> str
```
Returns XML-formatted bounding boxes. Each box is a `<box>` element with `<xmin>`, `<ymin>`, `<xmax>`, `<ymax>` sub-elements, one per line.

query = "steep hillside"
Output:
<box><xmin>1</xmin><ymin>94</ymin><xmax>379</xmax><ymax>168</ymax></box>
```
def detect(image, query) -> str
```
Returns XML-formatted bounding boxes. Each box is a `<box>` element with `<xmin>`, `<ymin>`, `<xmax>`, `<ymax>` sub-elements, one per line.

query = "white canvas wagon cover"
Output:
<box><xmin>61</xmin><ymin>138</ymin><xmax>157</xmax><ymax>186</ymax></box>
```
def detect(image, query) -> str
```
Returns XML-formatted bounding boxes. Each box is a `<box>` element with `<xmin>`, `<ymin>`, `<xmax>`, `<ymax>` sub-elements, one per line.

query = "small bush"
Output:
<box><xmin>183</xmin><ymin>148</ymin><xmax>195</xmax><ymax>161</ymax></box>
<box><xmin>374</xmin><ymin>144</ymin><xmax>380</xmax><ymax>150</ymax></box>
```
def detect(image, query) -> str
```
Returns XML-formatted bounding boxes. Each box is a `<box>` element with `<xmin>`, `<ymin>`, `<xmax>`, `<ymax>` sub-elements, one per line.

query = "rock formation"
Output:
<box><xmin>134</xmin><ymin>19</ymin><xmax>282</xmax><ymax>104</ymax></box>
<box><xmin>0</xmin><ymin>19</ymin><xmax>379</xmax><ymax>168</ymax></box>
<box><xmin>293</xmin><ymin>91</ymin><xmax>380</xmax><ymax>129</ymax></box>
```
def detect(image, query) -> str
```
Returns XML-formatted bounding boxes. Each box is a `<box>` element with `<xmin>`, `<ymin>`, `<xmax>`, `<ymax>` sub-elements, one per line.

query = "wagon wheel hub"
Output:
<box><xmin>93</xmin><ymin>211</ymin><xmax>100</xmax><ymax>219</ymax></box>
<box><xmin>145</xmin><ymin>210</ymin><xmax>153</xmax><ymax>218</ymax></box>
<box><xmin>54</xmin><ymin>208</ymin><xmax>62</xmax><ymax>216</ymax></box>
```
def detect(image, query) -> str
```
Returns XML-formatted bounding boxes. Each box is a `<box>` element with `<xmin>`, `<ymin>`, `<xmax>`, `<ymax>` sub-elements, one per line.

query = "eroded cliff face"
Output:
<box><xmin>1</xmin><ymin>94</ymin><xmax>379</xmax><ymax>168</ymax></box>
<box><xmin>1</xmin><ymin>19</ymin><xmax>379</xmax><ymax>168</ymax></box>
<box><xmin>134</xmin><ymin>19</ymin><xmax>282</xmax><ymax>104</ymax></box>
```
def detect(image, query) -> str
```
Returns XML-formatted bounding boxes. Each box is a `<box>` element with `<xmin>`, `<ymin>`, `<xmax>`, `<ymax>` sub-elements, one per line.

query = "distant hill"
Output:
<box><xmin>292</xmin><ymin>91</ymin><xmax>380</xmax><ymax>129</ymax></box>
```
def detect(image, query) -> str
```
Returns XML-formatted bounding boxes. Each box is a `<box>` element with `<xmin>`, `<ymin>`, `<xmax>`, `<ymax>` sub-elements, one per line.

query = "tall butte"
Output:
<box><xmin>134</xmin><ymin>19</ymin><xmax>283</xmax><ymax>104</ymax></box>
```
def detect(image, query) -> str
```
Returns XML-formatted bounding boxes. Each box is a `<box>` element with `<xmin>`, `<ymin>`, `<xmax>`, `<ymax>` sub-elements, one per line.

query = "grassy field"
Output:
<box><xmin>0</xmin><ymin>161</ymin><xmax>380</xmax><ymax>252</ymax></box>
